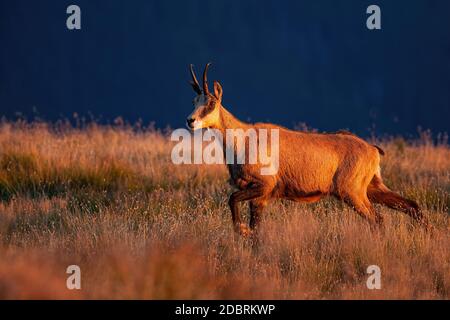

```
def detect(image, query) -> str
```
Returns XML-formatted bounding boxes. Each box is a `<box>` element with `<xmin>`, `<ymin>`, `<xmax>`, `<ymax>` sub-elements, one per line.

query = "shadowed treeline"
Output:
<box><xmin>1</xmin><ymin>0</ymin><xmax>450</xmax><ymax>135</ymax></box>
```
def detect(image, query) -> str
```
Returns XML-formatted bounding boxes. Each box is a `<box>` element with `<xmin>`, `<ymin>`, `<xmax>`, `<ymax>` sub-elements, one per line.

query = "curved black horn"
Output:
<box><xmin>203</xmin><ymin>62</ymin><xmax>212</xmax><ymax>95</ymax></box>
<box><xmin>189</xmin><ymin>64</ymin><xmax>202</xmax><ymax>95</ymax></box>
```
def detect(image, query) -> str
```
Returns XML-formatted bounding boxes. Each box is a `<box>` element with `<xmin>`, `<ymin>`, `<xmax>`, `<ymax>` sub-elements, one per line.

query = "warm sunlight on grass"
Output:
<box><xmin>0</xmin><ymin>120</ymin><xmax>448</xmax><ymax>299</ymax></box>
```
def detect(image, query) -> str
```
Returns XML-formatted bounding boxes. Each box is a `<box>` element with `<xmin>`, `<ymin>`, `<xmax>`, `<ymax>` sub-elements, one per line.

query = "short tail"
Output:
<box><xmin>373</xmin><ymin>145</ymin><xmax>385</xmax><ymax>156</ymax></box>
<box><xmin>367</xmin><ymin>175</ymin><xmax>425</xmax><ymax>223</ymax></box>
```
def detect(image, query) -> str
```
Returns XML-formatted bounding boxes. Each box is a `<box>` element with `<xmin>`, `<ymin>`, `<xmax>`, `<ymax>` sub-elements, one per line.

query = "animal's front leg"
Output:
<box><xmin>250</xmin><ymin>198</ymin><xmax>268</xmax><ymax>231</ymax></box>
<box><xmin>228</xmin><ymin>184</ymin><xmax>266</xmax><ymax>237</ymax></box>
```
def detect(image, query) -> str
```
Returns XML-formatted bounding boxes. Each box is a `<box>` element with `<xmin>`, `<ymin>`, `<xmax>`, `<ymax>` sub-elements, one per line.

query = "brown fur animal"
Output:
<box><xmin>186</xmin><ymin>63</ymin><xmax>427</xmax><ymax>236</ymax></box>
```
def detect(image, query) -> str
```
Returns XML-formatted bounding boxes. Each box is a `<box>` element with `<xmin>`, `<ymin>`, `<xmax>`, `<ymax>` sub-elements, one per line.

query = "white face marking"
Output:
<box><xmin>187</xmin><ymin>96</ymin><xmax>207</xmax><ymax>123</ymax></box>
<box><xmin>190</xmin><ymin>120</ymin><xmax>204</xmax><ymax>130</ymax></box>
<box><xmin>187</xmin><ymin>95</ymin><xmax>218</xmax><ymax>130</ymax></box>
<box><xmin>192</xmin><ymin>95</ymin><xmax>207</xmax><ymax>109</ymax></box>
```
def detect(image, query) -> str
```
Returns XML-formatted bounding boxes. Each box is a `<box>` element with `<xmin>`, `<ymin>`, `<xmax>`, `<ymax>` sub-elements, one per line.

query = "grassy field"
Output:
<box><xmin>0</xmin><ymin>120</ymin><xmax>448</xmax><ymax>299</ymax></box>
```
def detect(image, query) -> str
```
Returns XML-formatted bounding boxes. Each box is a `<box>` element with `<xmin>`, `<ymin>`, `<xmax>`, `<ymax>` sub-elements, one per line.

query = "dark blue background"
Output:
<box><xmin>1</xmin><ymin>0</ymin><xmax>449</xmax><ymax>136</ymax></box>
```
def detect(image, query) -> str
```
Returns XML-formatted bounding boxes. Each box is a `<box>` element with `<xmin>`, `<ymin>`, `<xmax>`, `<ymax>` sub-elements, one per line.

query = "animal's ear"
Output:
<box><xmin>214</xmin><ymin>81</ymin><xmax>223</xmax><ymax>101</ymax></box>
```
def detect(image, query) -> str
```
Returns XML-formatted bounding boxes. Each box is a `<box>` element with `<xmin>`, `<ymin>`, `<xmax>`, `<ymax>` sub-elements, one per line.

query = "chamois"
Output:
<box><xmin>186</xmin><ymin>63</ymin><xmax>427</xmax><ymax>236</ymax></box>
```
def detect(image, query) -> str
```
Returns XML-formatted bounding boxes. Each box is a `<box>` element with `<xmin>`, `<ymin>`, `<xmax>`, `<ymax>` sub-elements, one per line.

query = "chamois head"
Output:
<box><xmin>186</xmin><ymin>63</ymin><xmax>223</xmax><ymax>130</ymax></box>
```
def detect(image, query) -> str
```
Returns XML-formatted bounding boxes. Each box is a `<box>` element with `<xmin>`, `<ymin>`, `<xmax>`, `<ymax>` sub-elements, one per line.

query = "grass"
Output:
<box><xmin>0</xmin><ymin>120</ymin><xmax>448</xmax><ymax>299</ymax></box>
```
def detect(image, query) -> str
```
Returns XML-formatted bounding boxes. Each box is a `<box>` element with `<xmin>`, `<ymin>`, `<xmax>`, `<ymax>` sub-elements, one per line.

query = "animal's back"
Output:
<box><xmin>253</xmin><ymin>123</ymin><xmax>381</xmax><ymax>197</ymax></box>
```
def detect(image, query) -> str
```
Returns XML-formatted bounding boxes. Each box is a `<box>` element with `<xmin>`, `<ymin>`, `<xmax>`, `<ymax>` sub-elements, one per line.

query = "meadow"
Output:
<box><xmin>0</xmin><ymin>119</ymin><xmax>448</xmax><ymax>299</ymax></box>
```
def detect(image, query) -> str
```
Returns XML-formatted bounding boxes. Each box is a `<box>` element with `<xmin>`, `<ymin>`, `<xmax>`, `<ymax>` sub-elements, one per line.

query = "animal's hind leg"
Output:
<box><xmin>364</xmin><ymin>197</ymin><xmax>383</xmax><ymax>225</ymax></box>
<box><xmin>367</xmin><ymin>175</ymin><xmax>430</xmax><ymax>229</ymax></box>
<box><xmin>344</xmin><ymin>192</ymin><xmax>381</xmax><ymax>226</ymax></box>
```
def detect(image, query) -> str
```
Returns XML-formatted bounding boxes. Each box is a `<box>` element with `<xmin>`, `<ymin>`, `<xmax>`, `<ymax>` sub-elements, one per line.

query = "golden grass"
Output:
<box><xmin>0</xmin><ymin>121</ymin><xmax>448</xmax><ymax>299</ymax></box>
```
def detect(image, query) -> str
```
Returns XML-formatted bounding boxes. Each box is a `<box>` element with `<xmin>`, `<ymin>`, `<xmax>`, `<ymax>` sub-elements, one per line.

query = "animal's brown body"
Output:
<box><xmin>187</xmin><ymin>64</ymin><xmax>426</xmax><ymax>236</ymax></box>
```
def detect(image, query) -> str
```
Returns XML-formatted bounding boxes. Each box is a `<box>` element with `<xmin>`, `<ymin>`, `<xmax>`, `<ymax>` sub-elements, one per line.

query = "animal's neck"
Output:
<box><xmin>212</xmin><ymin>105</ymin><xmax>251</xmax><ymax>163</ymax></box>
<box><xmin>215</xmin><ymin>105</ymin><xmax>249</xmax><ymax>134</ymax></box>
